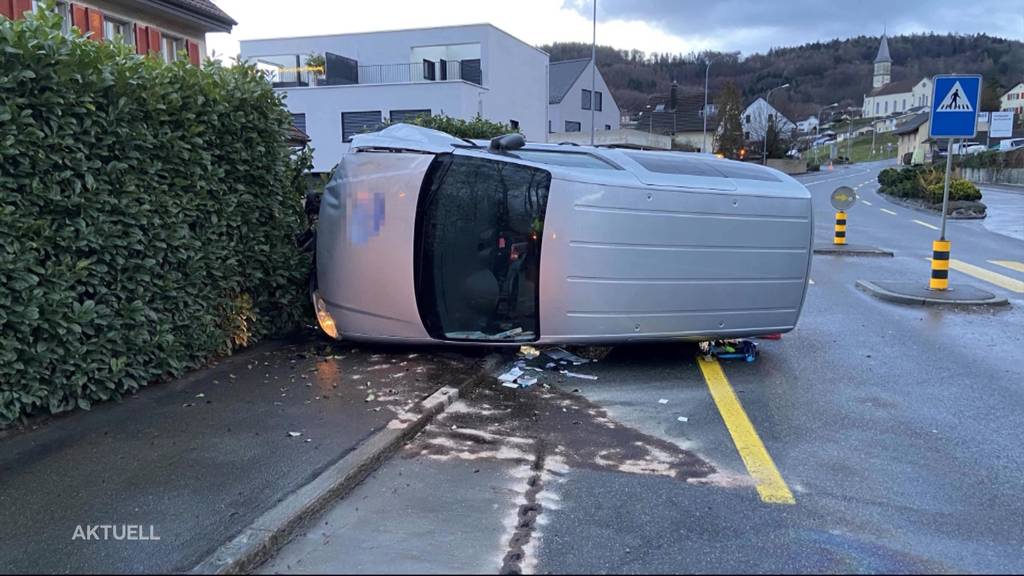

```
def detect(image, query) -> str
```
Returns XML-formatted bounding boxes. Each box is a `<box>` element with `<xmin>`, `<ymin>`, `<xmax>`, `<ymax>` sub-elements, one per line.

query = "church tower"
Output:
<box><xmin>873</xmin><ymin>34</ymin><xmax>892</xmax><ymax>89</ymax></box>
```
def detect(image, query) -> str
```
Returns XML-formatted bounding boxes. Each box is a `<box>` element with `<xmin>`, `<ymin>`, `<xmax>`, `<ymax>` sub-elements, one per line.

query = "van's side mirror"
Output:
<box><xmin>489</xmin><ymin>133</ymin><xmax>525</xmax><ymax>153</ymax></box>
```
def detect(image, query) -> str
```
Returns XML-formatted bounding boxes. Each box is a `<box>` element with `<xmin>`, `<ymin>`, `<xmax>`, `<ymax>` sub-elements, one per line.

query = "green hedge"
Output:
<box><xmin>0</xmin><ymin>9</ymin><xmax>312</xmax><ymax>424</ymax></box>
<box><xmin>876</xmin><ymin>165</ymin><xmax>981</xmax><ymax>203</ymax></box>
<box><xmin>385</xmin><ymin>113</ymin><xmax>519</xmax><ymax>139</ymax></box>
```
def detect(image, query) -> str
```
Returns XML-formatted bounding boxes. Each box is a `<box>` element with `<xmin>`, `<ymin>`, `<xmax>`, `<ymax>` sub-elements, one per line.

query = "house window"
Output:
<box><xmin>745</xmin><ymin>114</ymin><xmax>751</xmax><ymax>123</ymax></box>
<box><xmin>565</xmin><ymin>121</ymin><xmax>581</xmax><ymax>132</ymax></box>
<box><xmin>875</xmin><ymin>102</ymin><xmax>880</xmax><ymax>114</ymax></box>
<box><xmin>342</xmin><ymin>111</ymin><xmax>383</xmax><ymax>142</ymax></box>
<box><xmin>605</xmin><ymin>124</ymin><xmax>611</xmax><ymax>130</ymax></box>
<box><xmin>509</xmin><ymin>119</ymin><xmax>519</xmax><ymax>130</ymax></box>
<box><xmin>389</xmin><ymin>109</ymin><xmax>431</xmax><ymax>123</ymax></box>
<box><xmin>548</xmin><ymin>120</ymin><xmax>552</xmax><ymax>133</ymax></box>
<box><xmin>594</xmin><ymin>91</ymin><xmax>603</xmax><ymax>111</ymax></box>
<box><xmin>103</xmin><ymin>17</ymin><xmax>132</xmax><ymax>45</ymax></box>
<box><xmin>884</xmin><ymin>101</ymin><xmax>888</xmax><ymax>114</ymax></box>
<box><xmin>291</xmin><ymin>113</ymin><xmax>306</xmax><ymax>134</ymax></box>
<box><xmin>163</xmin><ymin>36</ymin><xmax>185</xmax><ymax>63</ymax></box>
<box><xmin>745</xmin><ymin>131</ymin><xmax>750</xmax><ymax>140</ymax></box>
<box><xmin>582</xmin><ymin>89</ymin><xmax>592</xmax><ymax>110</ymax></box>
<box><xmin>55</xmin><ymin>1</ymin><xmax>71</xmax><ymax>33</ymax></box>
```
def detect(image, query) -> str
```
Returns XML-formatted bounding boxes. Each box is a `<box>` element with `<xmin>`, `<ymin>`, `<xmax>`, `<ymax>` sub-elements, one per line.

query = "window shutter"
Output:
<box><xmin>71</xmin><ymin>3</ymin><xmax>87</xmax><ymax>30</ymax></box>
<box><xmin>135</xmin><ymin>25</ymin><xmax>149</xmax><ymax>54</ymax></box>
<box><xmin>187</xmin><ymin>40</ymin><xmax>201</xmax><ymax>66</ymax></box>
<box><xmin>148</xmin><ymin>28</ymin><xmax>161</xmax><ymax>56</ymax></box>
<box><xmin>0</xmin><ymin>0</ymin><xmax>14</xmax><ymax>20</ymax></box>
<box><xmin>86</xmin><ymin>7</ymin><xmax>103</xmax><ymax>41</ymax></box>
<box><xmin>13</xmin><ymin>0</ymin><xmax>31</xmax><ymax>18</ymax></box>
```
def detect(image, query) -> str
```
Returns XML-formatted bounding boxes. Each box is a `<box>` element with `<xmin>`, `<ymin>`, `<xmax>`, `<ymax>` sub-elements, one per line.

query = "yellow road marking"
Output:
<box><xmin>697</xmin><ymin>357</ymin><xmax>795</xmax><ymax>505</ymax></box>
<box><xmin>990</xmin><ymin>260</ymin><xmax>1024</xmax><ymax>273</ymax></box>
<box><xmin>880</xmin><ymin>208</ymin><xmax>898</xmax><ymax>215</ymax></box>
<box><xmin>925</xmin><ymin>258</ymin><xmax>1024</xmax><ymax>293</ymax></box>
<box><xmin>913</xmin><ymin>219</ymin><xmax>939</xmax><ymax>230</ymax></box>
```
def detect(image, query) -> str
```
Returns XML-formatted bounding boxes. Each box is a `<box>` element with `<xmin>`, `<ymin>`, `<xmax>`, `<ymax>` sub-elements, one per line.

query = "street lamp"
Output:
<box><xmin>702</xmin><ymin>58</ymin><xmax>712</xmax><ymax>153</ymax></box>
<box><xmin>815</xmin><ymin>102</ymin><xmax>838</xmax><ymax>164</ymax></box>
<box><xmin>762</xmin><ymin>83</ymin><xmax>790</xmax><ymax>165</ymax></box>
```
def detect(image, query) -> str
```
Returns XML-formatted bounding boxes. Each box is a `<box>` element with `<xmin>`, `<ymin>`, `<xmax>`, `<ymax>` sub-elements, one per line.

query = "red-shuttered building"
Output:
<box><xmin>1</xmin><ymin>0</ymin><xmax>235</xmax><ymax>65</ymax></box>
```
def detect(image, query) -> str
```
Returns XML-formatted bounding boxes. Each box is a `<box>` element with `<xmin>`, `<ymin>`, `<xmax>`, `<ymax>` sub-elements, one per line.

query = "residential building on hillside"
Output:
<box><xmin>741</xmin><ymin>97</ymin><xmax>795</xmax><ymax>141</ymax></box>
<box><xmin>633</xmin><ymin>88</ymin><xmax>720</xmax><ymax>152</ymax></box>
<box><xmin>1001</xmin><ymin>82</ymin><xmax>1024</xmax><ymax>115</ymax></box>
<box><xmin>796</xmin><ymin>115</ymin><xmax>819</xmax><ymax>133</ymax></box>
<box><xmin>893</xmin><ymin>112</ymin><xmax>931</xmax><ymax>164</ymax></box>
<box><xmin>1</xmin><ymin>0</ymin><xmax>234</xmax><ymax>63</ymax></box>
<box><xmin>547</xmin><ymin>57</ymin><xmax>620</xmax><ymax>135</ymax></box>
<box><xmin>239</xmin><ymin>24</ymin><xmax>548</xmax><ymax>173</ymax></box>
<box><xmin>862</xmin><ymin>35</ymin><xmax>931</xmax><ymax>119</ymax></box>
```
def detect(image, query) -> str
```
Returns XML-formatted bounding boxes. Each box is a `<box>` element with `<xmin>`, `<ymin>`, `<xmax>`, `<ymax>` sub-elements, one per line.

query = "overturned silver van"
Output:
<box><xmin>312</xmin><ymin>124</ymin><xmax>812</xmax><ymax>345</ymax></box>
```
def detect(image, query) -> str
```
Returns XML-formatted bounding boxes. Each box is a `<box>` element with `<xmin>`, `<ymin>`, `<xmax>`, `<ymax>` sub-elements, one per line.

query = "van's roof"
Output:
<box><xmin>349</xmin><ymin>124</ymin><xmax>810</xmax><ymax>198</ymax></box>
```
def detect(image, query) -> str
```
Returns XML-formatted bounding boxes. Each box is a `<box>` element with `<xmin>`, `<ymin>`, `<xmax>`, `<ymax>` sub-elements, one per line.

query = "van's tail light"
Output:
<box><xmin>313</xmin><ymin>291</ymin><xmax>339</xmax><ymax>339</ymax></box>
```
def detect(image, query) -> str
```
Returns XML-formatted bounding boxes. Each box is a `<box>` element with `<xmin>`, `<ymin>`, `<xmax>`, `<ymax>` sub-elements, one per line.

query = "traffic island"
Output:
<box><xmin>814</xmin><ymin>244</ymin><xmax>894</xmax><ymax>257</ymax></box>
<box><xmin>856</xmin><ymin>280</ymin><xmax>1010</xmax><ymax>307</ymax></box>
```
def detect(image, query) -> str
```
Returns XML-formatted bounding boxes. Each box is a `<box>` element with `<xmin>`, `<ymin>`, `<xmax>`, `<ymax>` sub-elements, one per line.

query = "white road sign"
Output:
<box><xmin>990</xmin><ymin>111</ymin><xmax>1014</xmax><ymax>138</ymax></box>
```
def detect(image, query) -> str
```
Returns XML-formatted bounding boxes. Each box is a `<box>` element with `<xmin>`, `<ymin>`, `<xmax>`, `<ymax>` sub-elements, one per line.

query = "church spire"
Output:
<box><xmin>875</xmin><ymin>33</ymin><xmax>892</xmax><ymax>64</ymax></box>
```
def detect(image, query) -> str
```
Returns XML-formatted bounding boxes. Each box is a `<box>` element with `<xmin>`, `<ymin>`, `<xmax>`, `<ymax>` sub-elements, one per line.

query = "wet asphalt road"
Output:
<box><xmin>260</xmin><ymin>161</ymin><xmax>1024</xmax><ymax>574</ymax></box>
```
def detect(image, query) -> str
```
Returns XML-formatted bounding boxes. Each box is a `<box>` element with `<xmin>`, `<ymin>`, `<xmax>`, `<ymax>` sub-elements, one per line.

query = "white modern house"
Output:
<box><xmin>741</xmin><ymin>98</ymin><xmax>795</xmax><ymax>141</ymax></box>
<box><xmin>239</xmin><ymin>24</ymin><xmax>548</xmax><ymax>173</ymax></box>
<box><xmin>547</xmin><ymin>58</ymin><xmax>620</xmax><ymax>136</ymax></box>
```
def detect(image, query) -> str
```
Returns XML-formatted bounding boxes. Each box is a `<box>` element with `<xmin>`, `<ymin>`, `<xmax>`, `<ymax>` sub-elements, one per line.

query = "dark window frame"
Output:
<box><xmin>594</xmin><ymin>91</ymin><xmax>603</xmax><ymax>111</ymax></box>
<box><xmin>565</xmin><ymin>120</ymin><xmax>582</xmax><ymax>132</ymax></box>
<box><xmin>582</xmin><ymin>89</ymin><xmax>592</xmax><ymax>110</ymax></box>
<box><xmin>341</xmin><ymin>110</ymin><xmax>383</xmax><ymax>143</ymax></box>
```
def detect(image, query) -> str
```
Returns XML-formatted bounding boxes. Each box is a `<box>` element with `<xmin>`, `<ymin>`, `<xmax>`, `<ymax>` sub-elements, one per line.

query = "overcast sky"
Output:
<box><xmin>207</xmin><ymin>0</ymin><xmax>1024</xmax><ymax>61</ymax></box>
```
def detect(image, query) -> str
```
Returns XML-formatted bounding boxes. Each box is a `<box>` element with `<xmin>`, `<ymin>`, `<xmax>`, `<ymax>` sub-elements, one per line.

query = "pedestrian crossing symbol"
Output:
<box><xmin>929</xmin><ymin>75</ymin><xmax>981</xmax><ymax>138</ymax></box>
<box><xmin>936</xmin><ymin>82</ymin><xmax>973</xmax><ymax>112</ymax></box>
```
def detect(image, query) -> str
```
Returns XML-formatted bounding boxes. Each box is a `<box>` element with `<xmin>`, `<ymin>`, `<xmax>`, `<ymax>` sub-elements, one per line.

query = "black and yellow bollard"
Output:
<box><xmin>833</xmin><ymin>211</ymin><xmax>847</xmax><ymax>245</ymax></box>
<box><xmin>930</xmin><ymin>240</ymin><xmax>950</xmax><ymax>290</ymax></box>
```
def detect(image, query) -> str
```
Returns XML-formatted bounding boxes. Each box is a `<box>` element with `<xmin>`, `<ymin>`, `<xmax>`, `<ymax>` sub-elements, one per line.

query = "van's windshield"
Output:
<box><xmin>415</xmin><ymin>154</ymin><xmax>551</xmax><ymax>342</ymax></box>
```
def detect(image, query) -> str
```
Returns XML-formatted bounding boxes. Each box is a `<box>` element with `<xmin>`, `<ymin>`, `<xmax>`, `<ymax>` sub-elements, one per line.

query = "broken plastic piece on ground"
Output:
<box><xmin>501</xmin><ymin>381</ymin><xmax>521</xmax><ymax>389</ymax></box>
<box><xmin>677</xmin><ymin>416</ymin><xmax>689</xmax><ymax>422</ymax></box>
<box><xmin>658</xmin><ymin>399</ymin><xmax>669</xmax><ymax>405</ymax></box>
<box><xmin>545</xmin><ymin>347</ymin><xmax>589</xmax><ymax>364</ymax></box>
<box><xmin>559</xmin><ymin>370</ymin><xmax>598</xmax><ymax>380</ymax></box>
<box><xmin>518</xmin><ymin>345</ymin><xmax>541</xmax><ymax>359</ymax></box>
<box><xmin>498</xmin><ymin>367</ymin><xmax>524</xmax><ymax>383</ymax></box>
<box><xmin>517</xmin><ymin>375</ymin><xmax>538</xmax><ymax>388</ymax></box>
<box><xmin>700</xmin><ymin>339</ymin><xmax>759</xmax><ymax>363</ymax></box>
<box><xmin>287</xmin><ymin>432</ymin><xmax>302</xmax><ymax>438</ymax></box>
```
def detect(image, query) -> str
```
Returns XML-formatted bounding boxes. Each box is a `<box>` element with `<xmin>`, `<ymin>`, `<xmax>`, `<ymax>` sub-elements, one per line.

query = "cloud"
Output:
<box><xmin>564</xmin><ymin>0</ymin><xmax>1024</xmax><ymax>54</ymax></box>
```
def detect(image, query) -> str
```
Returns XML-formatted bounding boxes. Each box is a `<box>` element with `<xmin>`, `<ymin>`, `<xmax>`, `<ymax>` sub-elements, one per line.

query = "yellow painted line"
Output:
<box><xmin>990</xmin><ymin>260</ymin><xmax>1024</xmax><ymax>273</ymax></box>
<box><xmin>880</xmin><ymin>208</ymin><xmax>898</xmax><ymax>215</ymax></box>
<box><xmin>697</xmin><ymin>357</ymin><xmax>795</xmax><ymax>505</ymax></box>
<box><xmin>925</xmin><ymin>258</ymin><xmax>1024</xmax><ymax>293</ymax></box>
<box><xmin>861</xmin><ymin>200</ymin><xmax>873</xmax><ymax>206</ymax></box>
<box><xmin>913</xmin><ymin>219</ymin><xmax>939</xmax><ymax>230</ymax></box>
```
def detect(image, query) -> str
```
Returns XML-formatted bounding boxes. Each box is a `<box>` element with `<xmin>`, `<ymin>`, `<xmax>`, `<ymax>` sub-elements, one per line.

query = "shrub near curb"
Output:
<box><xmin>0</xmin><ymin>10</ymin><xmax>312</xmax><ymax>424</ymax></box>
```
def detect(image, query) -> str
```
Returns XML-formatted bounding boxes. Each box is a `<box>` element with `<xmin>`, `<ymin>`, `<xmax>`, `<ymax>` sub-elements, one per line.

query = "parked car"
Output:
<box><xmin>311</xmin><ymin>124</ymin><xmax>813</xmax><ymax>345</ymax></box>
<box><xmin>999</xmin><ymin>138</ymin><xmax>1024</xmax><ymax>152</ymax></box>
<box><xmin>963</xmin><ymin>144</ymin><xmax>989</xmax><ymax>155</ymax></box>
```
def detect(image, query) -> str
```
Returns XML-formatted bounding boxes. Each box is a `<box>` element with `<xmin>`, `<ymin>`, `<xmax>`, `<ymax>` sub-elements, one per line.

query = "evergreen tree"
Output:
<box><xmin>715</xmin><ymin>81</ymin><xmax>745</xmax><ymax>159</ymax></box>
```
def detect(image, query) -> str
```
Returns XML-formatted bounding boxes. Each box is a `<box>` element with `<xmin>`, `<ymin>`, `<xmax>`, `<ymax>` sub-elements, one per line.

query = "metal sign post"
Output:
<box><xmin>927</xmin><ymin>74</ymin><xmax>982</xmax><ymax>290</ymax></box>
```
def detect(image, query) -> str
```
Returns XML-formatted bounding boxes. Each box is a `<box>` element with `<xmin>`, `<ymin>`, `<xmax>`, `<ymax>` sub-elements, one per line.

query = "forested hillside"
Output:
<box><xmin>542</xmin><ymin>34</ymin><xmax>1024</xmax><ymax>120</ymax></box>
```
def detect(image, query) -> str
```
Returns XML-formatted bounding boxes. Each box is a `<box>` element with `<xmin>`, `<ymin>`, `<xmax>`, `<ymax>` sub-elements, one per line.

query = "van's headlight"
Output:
<box><xmin>313</xmin><ymin>291</ymin><xmax>339</xmax><ymax>339</ymax></box>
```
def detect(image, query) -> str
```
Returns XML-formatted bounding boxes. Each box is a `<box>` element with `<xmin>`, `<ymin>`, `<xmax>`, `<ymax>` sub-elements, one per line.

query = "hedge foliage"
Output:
<box><xmin>0</xmin><ymin>9</ymin><xmax>312</xmax><ymax>424</ymax></box>
<box><xmin>385</xmin><ymin>113</ymin><xmax>519</xmax><ymax>139</ymax></box>
<box><xmin>877</xmin><ymin>166</ymin><xmax>981</xmax><ymax>203</ymax></box>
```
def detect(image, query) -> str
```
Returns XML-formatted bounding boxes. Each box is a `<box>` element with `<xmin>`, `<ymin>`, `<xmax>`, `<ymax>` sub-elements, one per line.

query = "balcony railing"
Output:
<box><xmin>356</xmin><ymin>59</ymin><xmax>482</xmax><ymax>85</ymax></box>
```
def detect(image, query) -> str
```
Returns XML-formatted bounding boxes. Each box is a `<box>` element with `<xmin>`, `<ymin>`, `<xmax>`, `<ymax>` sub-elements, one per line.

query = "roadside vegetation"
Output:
<box><xmin>878</xmin><ymin>165</ymin><xmax>982</xmax><ymax>203</ymax></box>
<box><xmin>0</xmin><ymin>9</ymin><xmax>312</xmax><ymax>424</ymax></box>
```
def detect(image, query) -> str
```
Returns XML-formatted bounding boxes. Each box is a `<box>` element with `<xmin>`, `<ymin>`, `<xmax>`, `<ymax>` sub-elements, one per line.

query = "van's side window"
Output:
<box><xmin>415</xmin><ymin>154</ymin><xmax>551</xmax><ymax>342</ymax></box>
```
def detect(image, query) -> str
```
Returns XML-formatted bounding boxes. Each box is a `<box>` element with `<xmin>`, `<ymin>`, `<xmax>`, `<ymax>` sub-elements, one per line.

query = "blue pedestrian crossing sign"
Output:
<box><xmin>929</xmin><ymin>75</ymin><xmax>981</xmax><ymax>138</ymax></box>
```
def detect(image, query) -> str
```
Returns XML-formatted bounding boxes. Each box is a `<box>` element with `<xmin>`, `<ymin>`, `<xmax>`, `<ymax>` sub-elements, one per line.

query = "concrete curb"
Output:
<box><xmin>814</xmin><ymin>244</ymin><xmax>894</xmax><ymax>257</ymax></box>
<box><xmin>856</xmin><ymin>280</ymin><xmax>1010</xmax><ymax>307</ymax></box>
<box><xmin>189</xmin><ymin>354</ymin><xmax>504</xmax><ymax>575</ymax></box>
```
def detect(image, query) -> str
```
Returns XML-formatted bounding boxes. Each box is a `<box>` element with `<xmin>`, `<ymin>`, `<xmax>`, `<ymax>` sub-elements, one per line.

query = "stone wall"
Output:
<box><xmin>962</xmin><ymin>167</ymin><xmax>1024</xmax><ymax>186</ymax></box>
